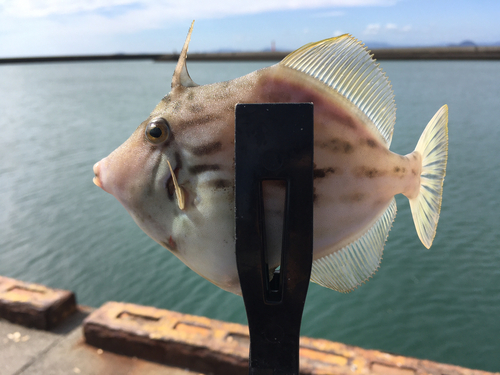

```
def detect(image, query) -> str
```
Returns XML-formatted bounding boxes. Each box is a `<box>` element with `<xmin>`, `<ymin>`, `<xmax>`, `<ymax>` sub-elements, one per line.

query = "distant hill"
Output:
<box><xmin>448</xmin><ymin>40</ymin><xmax>477</xmax><ymax>47</ymax></box>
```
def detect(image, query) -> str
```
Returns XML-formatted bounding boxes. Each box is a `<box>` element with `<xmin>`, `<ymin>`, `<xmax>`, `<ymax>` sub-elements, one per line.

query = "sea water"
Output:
<box><xmin>0</xmin><ymin>59</ymin><xmax>499</xmax><ymax>372</ymax></box>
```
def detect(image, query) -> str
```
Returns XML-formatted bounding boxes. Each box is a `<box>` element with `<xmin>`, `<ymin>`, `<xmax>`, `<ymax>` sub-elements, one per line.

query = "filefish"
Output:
<box><xmin>93</xmin><ymin>23</ymin><xmax>448</xmax><ymax>294</ymax></box>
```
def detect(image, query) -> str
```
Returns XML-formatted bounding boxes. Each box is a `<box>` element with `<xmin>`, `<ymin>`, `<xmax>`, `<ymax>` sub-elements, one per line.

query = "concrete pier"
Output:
<box><xmin>1</xmin><ymin>276</ymin><xmax>498</xmax><ymax>375</ymax></box>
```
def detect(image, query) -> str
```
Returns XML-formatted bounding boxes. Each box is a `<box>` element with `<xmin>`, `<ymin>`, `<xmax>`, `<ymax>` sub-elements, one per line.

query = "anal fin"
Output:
<box><xmin>311</xmin><ymin>198</ymin><xmax>397</xmax><ymax>293</ymax></box>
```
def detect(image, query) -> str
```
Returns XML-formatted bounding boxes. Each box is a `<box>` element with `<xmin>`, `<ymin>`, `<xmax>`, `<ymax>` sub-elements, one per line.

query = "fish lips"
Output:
<box><xmin>93</xmin><ymin>161</ymin><xmax>106</xmax><ymax>191</ymax></box>
<box><xmin>92</xmin><ymin>156</ymin><xmax>134</xmax><ymax>198</ymax></box>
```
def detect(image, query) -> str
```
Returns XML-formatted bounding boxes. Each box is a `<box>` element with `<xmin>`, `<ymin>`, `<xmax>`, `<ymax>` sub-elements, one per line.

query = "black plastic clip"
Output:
<box><xmin>235</xmin><ymin>103</ymin><xmax>314</xmax><ymax>375</ymax></box>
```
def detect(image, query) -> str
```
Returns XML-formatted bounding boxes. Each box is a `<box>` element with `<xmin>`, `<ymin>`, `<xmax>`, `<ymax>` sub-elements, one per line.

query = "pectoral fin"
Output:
<box><xmin>167</xmin><ymin>160</ymin><xmax>186</xmax><ymax>210</ymax></box>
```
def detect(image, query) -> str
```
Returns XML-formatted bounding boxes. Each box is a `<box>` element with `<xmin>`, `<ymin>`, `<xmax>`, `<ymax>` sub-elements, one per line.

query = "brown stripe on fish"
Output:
<box><xmin>175</xmin><ymin>152</ymin><xmax>183</xmax><ymax>170</ymax></box>
<box><xmin>314</xmin><ymin>167</ymin><xmax>338</xmax><ymax>179</ymax></box>
<box><xmin>315</xmin><ymin>138</ymin><xmax>354</xmax><ymax>154</ymax></box>
<box><xmin>364</xmin><ymin>138</ymin><xmax>379</xmax><ymax>148</ymax></box>
<box><xmin>188</xmin><ymin>141</ymin><xmax>223</xmax><ymax>156</ymax></box>
<box><xmin>175</xmin><ymin>114</ymin><xmax>224</xmax><ymax>129</ymax></box>
<box><xmin>393</xmin><ymin>165</ymin><xmax>407</xmax><ymax>177</ymax></box>
<box><xmin>188</xmin><ymin>164</ymin><xmax>221</xmax><ymax>174</ymax></box>
<box><xmin>207</xmin><ymin>179</ymin><xmax>233</xmax><ymax>190</ymax></box>
<box><xmin>355</xmin><ymin>166</ymin><xmax>387</xmax><ymax>178</ymax></box>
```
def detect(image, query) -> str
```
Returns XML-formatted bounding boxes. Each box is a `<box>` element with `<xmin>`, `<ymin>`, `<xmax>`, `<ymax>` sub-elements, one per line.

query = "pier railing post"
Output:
<box><xmin>235</xmin><ymin>103</ymin><xmax>314</xmax><ymax>375</ymax></box>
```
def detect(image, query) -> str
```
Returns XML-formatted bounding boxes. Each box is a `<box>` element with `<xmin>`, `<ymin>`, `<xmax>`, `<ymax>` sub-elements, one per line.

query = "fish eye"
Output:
<box><xmin>145</xmin><ymin>118</ymin><xmax>170</xmax><ymax>144</ymax></box>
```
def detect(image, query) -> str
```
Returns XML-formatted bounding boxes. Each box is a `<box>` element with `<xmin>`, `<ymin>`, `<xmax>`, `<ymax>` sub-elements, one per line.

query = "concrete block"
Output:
<box><xmin>83</xmin><ymin>301</ymin><xmax>498</xmax><ymax>375</ymax></box>
<box><xmin>0</xmin><ymin>276</ymin><xmax>76</xmax><ymax>330</ymax></box>
<box><xmin>83</xmin><ymin>302</ymin><xmax>249</xmax><ymax>374</ymax></box>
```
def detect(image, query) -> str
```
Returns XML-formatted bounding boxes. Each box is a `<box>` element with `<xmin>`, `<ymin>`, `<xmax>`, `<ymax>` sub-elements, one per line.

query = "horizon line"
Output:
<box><xmin>2</xmin><ymin>45</ymin><xmax>500</xmax><ymax>65</ymax></box>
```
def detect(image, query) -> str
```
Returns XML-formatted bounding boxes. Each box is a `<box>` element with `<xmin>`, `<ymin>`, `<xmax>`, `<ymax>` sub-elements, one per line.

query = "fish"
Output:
<box><xmin>93</xmin><ymin>22</ymin><xmax>448</xmax><ymax>295</ymax></box>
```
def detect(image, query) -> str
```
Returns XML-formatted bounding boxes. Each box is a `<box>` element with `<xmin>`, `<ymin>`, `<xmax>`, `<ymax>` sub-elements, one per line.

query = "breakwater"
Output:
<box><xmin>1</xmin><ymin>46</ymin><xmax>500</xmax><ymax>64</ymax></box>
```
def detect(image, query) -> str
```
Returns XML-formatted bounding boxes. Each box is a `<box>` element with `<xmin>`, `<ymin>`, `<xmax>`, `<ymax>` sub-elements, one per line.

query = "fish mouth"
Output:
<box><xmin>93</xmin><ymin>162</ymin><xmax>104</xmax><ymax>190</ymax></box>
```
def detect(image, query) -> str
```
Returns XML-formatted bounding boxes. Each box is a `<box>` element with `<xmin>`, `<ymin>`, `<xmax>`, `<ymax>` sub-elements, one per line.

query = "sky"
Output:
<box><xmin>0</xmin><ymin>0</ymin><xmax>499</xmax><ymax>57</ymax></box>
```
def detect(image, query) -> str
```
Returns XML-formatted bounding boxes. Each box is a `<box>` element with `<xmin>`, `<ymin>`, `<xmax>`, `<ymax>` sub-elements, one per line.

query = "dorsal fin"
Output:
<box><xmin>172</xmin><ymin>21</ymin><xmax>199</xmax><ymax>88</ymax></box>
<box><xmin>280</xmin><ymin>35</ymin><xmax>396</xmax><ymax>146</ymax></box>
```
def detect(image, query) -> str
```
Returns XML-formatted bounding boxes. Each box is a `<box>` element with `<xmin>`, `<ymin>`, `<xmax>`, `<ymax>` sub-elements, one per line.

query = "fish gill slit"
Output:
<box><xmin>166</xmin><ymin>167</ymin><xmax>181</xmax><ymax>197</ymax></box>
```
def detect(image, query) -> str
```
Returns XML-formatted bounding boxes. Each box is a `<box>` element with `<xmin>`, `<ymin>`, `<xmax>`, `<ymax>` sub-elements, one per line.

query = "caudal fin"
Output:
<box><xmin>409</xmin><ymin>105</ymin><xmax>449</xmax><ymax>248</ymax></box>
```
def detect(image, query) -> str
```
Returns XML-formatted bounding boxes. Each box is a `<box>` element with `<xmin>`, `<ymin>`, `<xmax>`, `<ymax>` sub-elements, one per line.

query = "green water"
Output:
<box><xmin>0</xmin><ymin>60</ymin><xmax>499</xmax><ymax>372</ymax></box>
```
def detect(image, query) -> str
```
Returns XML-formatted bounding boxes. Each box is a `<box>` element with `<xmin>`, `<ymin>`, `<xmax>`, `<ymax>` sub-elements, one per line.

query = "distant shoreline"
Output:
<box><xmin>2</xmin><ymin>46</ymin><xmax>500</xmax><ymax>65</ymax></box>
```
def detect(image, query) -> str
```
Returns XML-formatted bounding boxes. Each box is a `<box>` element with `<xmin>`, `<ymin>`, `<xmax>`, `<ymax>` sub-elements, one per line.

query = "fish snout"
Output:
<box><xmin>93</xmin><ymin>158</ymin><xmax>118</xmax><ymax>194</ymax></box>
<box><xmin>93</xmin><ymin>161</ymin><xmax>106</xmax><ymax>191</ymax></box>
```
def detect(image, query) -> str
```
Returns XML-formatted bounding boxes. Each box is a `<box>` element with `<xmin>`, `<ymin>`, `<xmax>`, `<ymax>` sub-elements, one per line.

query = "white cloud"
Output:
<box><xmin>386</xmin><ymin>23</ymin><xmax>411</xmax><ymax>32</ymax></box>
<box><xmin>313</xmin><ymin>10</ymin><xmax>346</xmax><ymax>17</ymax></box>
<box><xmin>0</xmin><ymin>0</ymin><xmax>400</xmax><ymax>56</ymax></box>
<box><xmin>0</xmin><ymin>0</ymin><xmax>401</xmax><ymax>42</ymax></box>
<box><xmin>1</xmin><ymin>0</ymin><xmax>397</xmax><ymax>20</ymax></box>
<box><xmin>1</xmin><ymin>0</ymin><xmax>139</xmax><ymax>17</ymax></box>
<box><xmin>364</xmin><ymin>23</ymin><xmax>381</xmax><ymax>35</ymax></box>
<box><xmin>363</xmin><ymin>22</ymin><xmax>411</xmax><ymax>35</ymax></box>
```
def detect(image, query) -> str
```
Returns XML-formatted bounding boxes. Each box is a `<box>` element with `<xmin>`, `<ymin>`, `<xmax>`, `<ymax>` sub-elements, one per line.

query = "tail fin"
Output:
<box><xmin>409</xmin><ymin>105</ymin><xmax>449</xmax><ymax>248</ymax></box>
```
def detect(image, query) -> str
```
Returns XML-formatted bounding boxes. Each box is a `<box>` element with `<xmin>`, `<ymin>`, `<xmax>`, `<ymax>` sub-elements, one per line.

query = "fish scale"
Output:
<box><xmin>93</xmin><ymin>22</ymin><xmax>448</xmax><ymax>295</ymax></box>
